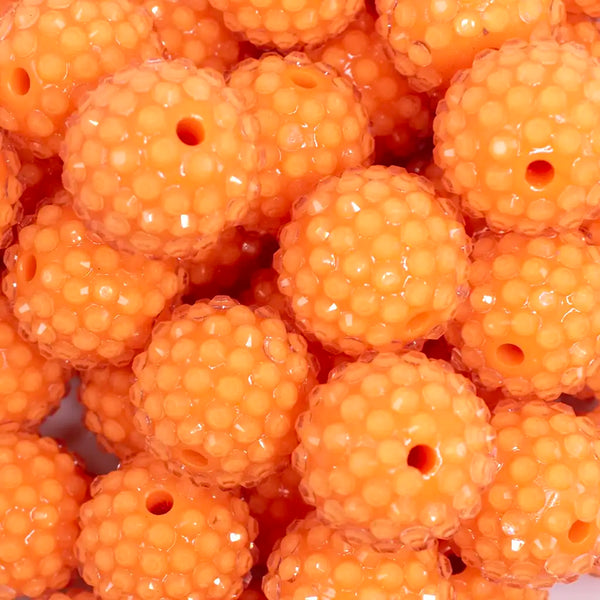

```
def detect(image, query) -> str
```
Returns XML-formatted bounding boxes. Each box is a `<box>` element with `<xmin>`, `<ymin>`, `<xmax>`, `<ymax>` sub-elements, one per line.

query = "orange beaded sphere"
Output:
<box><xmin>244</xmin><ymin>464</ymin><xmax>310</xmax><ymax>562</ymax></box>
<box><xmin>565</xmin><ymin>0</ymin><xmax>600</xmax><ymax>16</ymax></box>
<box><xmin>454</xmin><ymin>400</ymin><xmax>600</xmax><ymax>588</ymax></box>
<box><xmin>0</xmin><ymin>432</ymin><xmax>89</xmax><ymax>599</ymax></box>
<box><xmin>0</xmin><ymin>0</ymin><xmax>161</xmax><ymax>157</ymax></box>
<box><xmin>274</xmin><ymin>165</ymin><xmax>469</xmax><ymax>357</ymax></box>
<box><xmin>77</xmin><ymin>454</ymin><xmax>257</xmax><ymax>600</ymax></box>
<box><xmin>2</xmin><ymin>196</ymin><xmax>186</xmax><ymax>369</ymax></box>
<box><xmin>138</xmin><ymin>0</ymin><xmax>242</xmax><ymax>71</ymax></box>
<box><xmin>207</xmin><ymin>0</ymin><xmax>364</xmax><ymax>50</ymax></box>
<box><xmin>375</xmin><ymin>0</ymin><xmax>563</xmax><ymax>93</ymax></box>
<box><xmin>308</xmin><ymin>11</ymin><xmax>432</xmax><ymax>160</ymax></box>
<box><xmin>79</xmin><ymin>364</ymin><xmax>145</xmax><ymax>460</ymax></box>
<box><xmin>263</xmin><ymin>514</ymin><xmax>453</xmax><ymax>600</ymax></box>
<box><xmin>131</xmin><ymin>297</ymin><xmax>318</xmax><ymax>489</ymax></box>
<box><xmin>448</xmin><ymin>231</ymin><xmax>600</xmax><ymax>400</ymax></box>
<box><xmin>228</xmin><ymin>52</ymin><xmax>373</xmax><ymax>235</ymax></box>
<box><xmin>0</xmin><ymin>133</ymin><xmax>22</xmax><ymax>248</ymax></box>
<box><xmin>434</xmin><ymin>39</ymin><xmax>600</xmax><ymax>235</ymax></box>
<box><xmin>0</xmin><ymin>294</ymin><xmax>70</xmax><ymax>430</ymax></box>
<box><xmin>294</xmin><ymin>352</ymin><xmax>497</xmax><ymax>549</ymax></box>
<box><xmin>62</xmin><ymin>59</ymin><xmax>260</xmax><ymax>260</ymax></box>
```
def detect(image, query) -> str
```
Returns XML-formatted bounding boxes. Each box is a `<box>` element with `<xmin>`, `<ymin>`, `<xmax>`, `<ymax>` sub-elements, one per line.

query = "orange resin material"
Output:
<box><xmin>555</xmin><ymin>13</ymin><xmax>600</xmax><ymax>56</ymax></box>
<box><xmin>294</xmin><ymin>352</ymin><xmax>497</xmax><ymax>549</ymax></box>
<box><xmin>0</xmin><ymin>294</ymin><xmax>70</xmax><ymax>430</ymax></box>
<box><xmin>47</xmin><ymin>589</ymin><xmax>97</xmax><ymax>600</ymax></box>
<box><xmin>139</xmin><ymin>0</ymin><xmax>242</xmax><ymax>71</ymax></box>
<box><xmin>0</xmin><ymin>133</ymin><xmax>22</xmax><ymax>248</ymax></box>
<box><xmin>207</xmin><ymin>0</ymin><xmax>364</xmax><ymax>50</ymax></box>
<box><xmin>77</xmin><ymin>454</ymin><xmax>257</xmax><ymax>600</ymax></box>
<box><xmin>0</xmin><ymin>432</ymin><xmax>89</xmax><ymax>599</ymax></box>
<box><xmin>454</xmin><ymin>400</ymin><xmax>600</xmax><ymax>587</ymax></box>
<box><xmin>263</xmin><ymin>515</ymin><xmax>453</xmax><ymax>600</ymax></box>
<box><xmin>2</xmin><ymin>197</ymin><xmax>185</xmax><ymax>369</ymax></box>
<box><xmin>62</xmin><ymin>59</ymin><xmax>260</xmax><ymax>260</ymax></box>
<box><xmin>565</xmin><ymin>0</ymin><xmax>600</xmax><ymax>16</ymax></box>
<box><xmin>375</xmin><ymin>0</ymin><xmax>563</xmax><ymax>93</ymax></box>
<box><xmin>435</xmin><ymin>39</ymin><xmax>600</xmax><ymax>235</ymax></box>
<box><xmin>0</xmin><ymin>0</ymin><xmax>161</xmax><ymax>157</ymax></box>
<box><xmin>275</xmin><ymin>165</ymin><xmax>469</xmax><ymax>356</ymax></box>
<box><xmin>79</xmin><ymin>364</ymin><xmax>145</xmax><ymax>460</ymax></box>
<box><xmin>131</xmin><ymin>297</ymin><xmax>318</xmax><ymax>489</ymax></box>
<box><xmin>244</xmin><ymin>465</ymin><xmax>310</xmax><ymax>562</ymax></box>
<box><xmin>307</xmin><ymin>11</ymin><xmax>432</xmax><ymax>160</ymax></box>
<box><xmin>448</xmin><ymin>231</ymin><xmax>600</xmax><ymax>400</ymax></box>
<box><xmin>228</xmin><ymin>53</ymin><xmax>373</xmax><ymax>234</ymax></box>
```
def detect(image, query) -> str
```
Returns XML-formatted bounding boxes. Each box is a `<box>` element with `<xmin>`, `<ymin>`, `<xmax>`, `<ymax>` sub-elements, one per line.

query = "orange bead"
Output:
<box><xmin>448</xmin><ymin>231</ymin><xmax>600</xmax><ymax>400</ymax></box>
<box><xmin>228</xmin><ymin>53</ymin><xmax>373</xmax><ymax>235</ymax></box>
<box><xmin>565</xmin><ymin>0</ymin><xmax>600</xmax><ymax>16</ymax></box>
<box><xmin>2</xmin><ymin>195</ymin><xmax>186</xmax><ymax>369</ymax></box>
<box><xmin>435</xmin><ymin>39</ymin><xmax>600</xmax><ymax>235</ymax></box>
<box><xmin>46</xmin><ymin>588</ymin><xmax>97</xmax><ymax>600</ymax></box>
<box><xmin>0</xmin><ymin>0</ymin><xmax>161</xmax><ymax>157</ymax></box>
<box><xmin>79</xmin><ymin>364</ymin><xmax>145</xmax><ymax>460</ymax></box>
<box><xmin>275</xmin><ymin>165</ymin><xmax>469</xmax><ymax>356</ymax></box>
<box><xmin>375</xmin><ymin>0</ymin><xmax>563</xmax><ymax>93</ymax></box>
<box><xmin>454</xmin><ymin>399</ymin><xmax>600</xmax><ymax>587</ymax></box>
<box><xmin>62</xmin><ymin>59</ymin><xmax>261</xmax><ymax>260</ymax></box>
<box><xmin>307</xmin><ymin>11</ymin><xmax>432</xmax><ymax>160</ymax></box>
<box><xmin>77</xmin><ymin>453</ymin><xmax>257</xmax><ymax>600</ymax></box>
<box><xmin>263</xmin><ymin>515</ymin><xmax>453</xmax><ymax>600</ymax></box>
<box><xmin>554</xmin><ymin>13</ymin><xmax>600</xmax><ymax>56</ymax></box>
<box><xmin>207</xmin><ymin>0</ymin><xmax>364</xmax><ymax>50</ymax></box>
<box><xmin>131</xmin><ymin>297</ymin><xmax>318</xmax><ymax>488</ymax></box>
<box><xmin>0</xmin><ymin>431</ymin><xmax>89</xmax><ymax>599</ymax></box>
<box><xmin>0</xmin><ymin>132</ymin><xmax>22</xmax><ymax>249</ymax></box>
<box><xmin>294</xmin><ymin>352</ymin><xmax>497</xmax><ymax>549</ymax></box>
<box><xmin>0</xmin><ymin>293</ymin><xmax>70</xmax><ymax>430</ymax></box>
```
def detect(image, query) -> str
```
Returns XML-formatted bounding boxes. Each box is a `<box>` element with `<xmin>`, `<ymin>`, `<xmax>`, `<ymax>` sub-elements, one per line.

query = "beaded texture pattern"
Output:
<box><xmin>0</xmin><ymin>133</ymin><xmax>21</xmax><ymax>248</ymax></box>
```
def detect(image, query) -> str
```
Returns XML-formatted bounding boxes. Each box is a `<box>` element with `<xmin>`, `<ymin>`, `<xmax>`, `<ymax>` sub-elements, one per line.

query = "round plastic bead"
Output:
<box><xmin>453</xmin><ymin>399</ymin><xmax>600</xmax><ymax>587</ymax></box>
<box><xmin>2</xmin><ymin>196</ymin><xmax>186</xmax><ymax>369</ymax></box>
<box><xmin>131</xmin><ymin>297</ymin><xmax>318</xmax><ymax>489</ymax></box>
<box><xmin>79</xmin><ymin>364</ymin><xmax>145</xmax><ymax>460</ymax></box>
<box><xmin>77</xmin><ymin>453</ymin><xmax>257</xmax><ymax>600</ymax></box>
<box><xmin>434</xmin><ymin>39</ymin><xmax>600</xmax><ymax>235</ymax></box>
<box><xmin>62</xmin><ymin>59</ymin><xmax>261</xmax><ymax>260</ymax></box>
<box><xmin>228</xmin><ymin>52</ymin><xmax>373</xmax><ymax>234</ymax></box>
<box><xmin>0</xmin><ymin>0</ymin><xmax>161</xmax><ymax>157</ymax></box>
<box><xmin>375</xmin><ymin>0</ymin><xmax>564</xmax><ymax>93</ymax></box>
<box><xmin>448</xmin><ymin>231</ymin><xmax>600</xmax><ymax>400</ymax></box>
<box><xmin>294</xmin><ymin>351</ymin><xmax>497</xmax><ymax>549</ymax></box>
<box><xmin>0</xmin><ymin>431</ymin><xmax>89</xmax><ymax>599</ymax></box>
<box><xmin>263</xmin><ymin>514</ymin><xmax>453</xmax><ymax>600</ymax></box>
<box><xmin>274</xmin><ymin>165</ymin><xmax>470</xmax><ymax>356</ymax></box>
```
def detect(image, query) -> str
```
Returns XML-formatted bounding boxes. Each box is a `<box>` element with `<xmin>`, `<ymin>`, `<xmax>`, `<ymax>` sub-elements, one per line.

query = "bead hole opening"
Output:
<box><xmin>145</xmin><ymin>490</ymin><xmax>174</xmax><ymax>515</ymax></box>
<box><xmin>496</xmin><ymin>343</ymin><xmax>524</xmax><ymax>366</ymax></box>
<box><xmin>445</xmin><ymin>551</ymin><xmax>467</xmax><ymax>575</ymax></box>
<box><xmin>20</xmin><ymin>254</ymin><xmax>37</xmax><ymax>282</ymax></box>
<box><xmin>407</xmin><ymin>444</ymin><xmax>436</xmax><ymax>475</ymax></box>
<box><xmin>176</xmin><ymin>117</ymin><xmax>205</xmax><ymax>146</ymax></box>
<box><xmin>568</xmin><ymin>520</ymin><xmax>592</xmax><ymax>544</ymax></box>
<box><xmin>181</xmin><ymin>449</ymin><xmax>209</xmax><ymax>468</ymax></box>
<box><xmin>9</xmin><ymin>68</ymin><xmax>30</xmax><ymax>96</ymax></box>
<box><xmin>526</xmin><ymin>160</ymin><xmax>554</xmax><ymax>189</ymax></box>
<box><xmin>290</xmin><ymin>69</ymin><xmax>318</xmax><ymax>89</ymax></box>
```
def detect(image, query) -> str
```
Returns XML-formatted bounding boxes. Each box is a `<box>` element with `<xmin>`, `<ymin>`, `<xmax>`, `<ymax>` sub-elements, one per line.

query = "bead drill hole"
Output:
<box><xmin>145</xmin><ymin>490</ymin><xmax>174</xmax><ymax>515</ymax></box>
<box><xmin>568</xmin><ymin>520</ymin><xmax>592</xmax><ymax>544</ymax></box>
<box><xmin>9</xmin><ymin>68</ymin><xmax>30</xmax><ymax>96</ymax></box>
<box><xmin>496</xmin><ymin>343</ymin><xmax>524</xmax><ymax>366</ymax></box>
<box><xmin>176</xmin><ymin>117</ymin><xmax>205</xmax><ymax>146</ymax></box>
<box><xmin>20</xmin><ymin>254</ymin><xmax>37</xmax><ymax>282</ymax></box>
<box><xmin>290</xmin><ymin>69</ymin><xmax>318</xmax><ymax>89</ymax></box>
<box><xmin>181</xmin><ymin>449</ymin><xmax>209</xmax><ymax>468</ymax></box>
<box><xmin>407</xmin><ymin>444</ymin><xmax>436</xmax><ymax>474</ymax></box>
<box><xmin>445</xmin><ymin>551</ymin><xmax>467</xmax><ymax>575</ymax></box>
<box><xmin>526</xmin><ymin>160</ymin><xmax>554</xmax><ymax>189</ymax></box>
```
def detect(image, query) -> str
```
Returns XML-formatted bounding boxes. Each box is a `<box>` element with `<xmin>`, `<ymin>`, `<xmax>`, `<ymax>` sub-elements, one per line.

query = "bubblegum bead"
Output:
<box><xmin>293</xmin><ymin>352</ymin><xmax>497</xmax><ymax>549</ymax></box>
<box><xmin>0</xmin><ymin>432</ymin><xmax>89</xmax><ymax>600</ymax></box>
<box><xmin>434</xmin><ymin>39</ymin><xmax>600</xmax><ymax>235</ymax></box>
<box><xmin>207</xmin><ymin>0</ymin><xmax>364</xmax><ymax>50</ymax></box>
<box><xmin>131</xmin><ymin>297</ymin><xmax>318</xmax><ymax>489</ymax></box>
<box><xmin>228</xmin><ymin>53</ymin><xmax>373</xmax><ymax>235</ymax></box>
<box><xmin>375</xmin><ymin>0</ymin><xmax>564</xmax><ymax>93</ymax></box>
<box><xmin>263</xmin><ymin>515</ymin><xmax>453</xmax><ymax>600</ymax></box>
<box><xmin>62</xmin><ymin>59</ymin><xmax>261</xmax><ymax>260</ymax></box>
<box><xmin>448</xmin><ymin>231</ymin><xmax>600</xmax><ymax>400</ymax></box>
<box><xmin>79</xmin><ymin>364</ymin><xmax>145</xmax><ymax>460</ymax></box>
<box><xmin>275</xmin><ymin>165</ymin><xmax>470</xmax><ymax>356</ymax></box>
<box><xmin>454</xmin><ymin>400</ymin><xmax>600</xmax><ymax>587</ymax></box>
<box><xmin>0</xmin><ymin>132</ymin><xmax>22</xmax><ymax>248</ymax></box>
<box><xmin>0</xmin><ymin>0</ymin><xmax>161</xmax><ymax>157</ymax></box>
<box><xmin>2</xmin><ymin>196</ymin><xmax>186</xmax><ymax>369</ymax></box>
<box><xmin>76</xmin><ymin>454</ymin><xmax>257</xmax><ymax>600</ymax></box>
